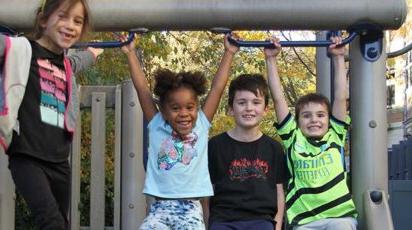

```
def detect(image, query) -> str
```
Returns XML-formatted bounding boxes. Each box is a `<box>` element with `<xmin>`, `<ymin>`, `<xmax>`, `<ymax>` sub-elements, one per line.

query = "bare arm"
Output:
<box><xmin>200</xmin><ymin>198</ymin><xmax>210</xmax><ymax>228</ymax></box>
<box><xmin>275</xmin><ymin>183</ymin><xmax>285</xmax><ymax>230</ymax></box>
<box><xmin>202</xmin><ymin>34</ymin><xmax>239</xmax><ymax>121</ymax></box>
<box><xmin>121</xmin><ymin>37</ymin><xmax>158</xmax><ymax>121</ymax></box>
<box><xmin>265</xmin><ymin>38</ymin><xmax>289</xmax><ymax>123</ymax></box>
<box><xmin>329</xmin><ymin>36</ymin><xmax>347</xmax><ymax>121</ymax></box>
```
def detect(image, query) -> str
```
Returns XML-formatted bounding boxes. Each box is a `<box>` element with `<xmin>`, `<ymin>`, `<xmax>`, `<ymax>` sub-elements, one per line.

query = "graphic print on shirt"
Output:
<box><xmin>158</xmin><ymin>131</ymin><xmax>198</xmax><ymax>170</ymax></box>
<box><xmin>229</xmin><ymin>158</ymin><xmax>269</xmax><ymax>181</ymax></box>
<box><xmin>293</xmin><ymin>138</ymin><xmax>337</xmax><ymax>182</ymax></box>
<box><xmin>37</xmin><ymin>59</ymin><xmax>66</xmax><ymax>128</ymax></box>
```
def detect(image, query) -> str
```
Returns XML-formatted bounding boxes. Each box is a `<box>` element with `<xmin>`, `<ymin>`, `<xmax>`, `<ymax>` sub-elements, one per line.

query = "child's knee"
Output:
<box><xmin>139</xmin><ymin>220</ymin><xmax>168</xmax><ymax>230</ymax></box>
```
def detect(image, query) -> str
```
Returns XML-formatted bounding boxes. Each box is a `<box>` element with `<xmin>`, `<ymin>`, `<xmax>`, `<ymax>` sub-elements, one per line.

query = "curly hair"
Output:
<box><xmin>153</xmin><ymin>69</ymin><xmax>208</xmax><ymax>106</ymax></box>
<box><xmin>228</xmin><ymin>74</ymin><xmax>269</xmax><ymax>107</ymax></box>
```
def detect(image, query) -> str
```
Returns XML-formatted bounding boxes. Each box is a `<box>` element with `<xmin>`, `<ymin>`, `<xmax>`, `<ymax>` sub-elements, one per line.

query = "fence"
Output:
<box><xmin>388</xmin><ymin>138</ymin><xmax>412</xmax><ymax>230</ymax></box>
<box><xmin>0</xmin><ymin>81</ymin><xmax>147</xmax><ymax>230</ymax></box>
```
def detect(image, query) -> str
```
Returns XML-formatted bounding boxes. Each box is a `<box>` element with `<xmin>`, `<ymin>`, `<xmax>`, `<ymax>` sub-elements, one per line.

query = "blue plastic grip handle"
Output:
<box><xmin>227</xmin><ymin>32</ymin><xmax>358</xmax><ymax>48</ymax></box>
<box><xmin>71</xmin><ymin>32</ymin><xmax>135</xmax><ymax>48</ymax></box>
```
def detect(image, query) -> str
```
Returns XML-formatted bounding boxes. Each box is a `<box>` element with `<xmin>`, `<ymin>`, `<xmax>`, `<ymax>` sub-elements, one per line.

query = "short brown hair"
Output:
<box><xmin>295</xmin><ymin>93</ymin><xmax>331</xmax><ymax>120</ymax></box>
<box><xmin>32</xmin><ymin>0</ymin><xmax>90</xmax><ymax>40</ymax></box>
<box><xmin>228</xmin><ymin>74</ymin><xmax>269</xmax><ymax>107</ymax></box>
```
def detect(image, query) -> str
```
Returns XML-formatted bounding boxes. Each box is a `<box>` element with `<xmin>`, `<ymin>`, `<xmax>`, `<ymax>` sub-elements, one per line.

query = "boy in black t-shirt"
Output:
<box><xmin>206</xmin><ymin>74</ymin><xmax>286</xmax><ymax>230</ymax></box>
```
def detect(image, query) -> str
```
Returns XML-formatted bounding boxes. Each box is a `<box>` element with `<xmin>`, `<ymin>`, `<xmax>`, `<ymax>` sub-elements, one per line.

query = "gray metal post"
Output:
<box><xmin>349</xmin><ymin>35</ymin><xmax>393</xmax><ymax>229</ymax></box>
<box><xmin>114</xmin><ymin>85</ymin><xmax>122</xmax><ymax>230</ymax></box>
<box><xmin>121</xmin><ymin>80</ymin><xmax>146</xmax><ymax>229</ymax></box>
<box><xmin>316</xmin><ymin>31</ymin><xmax>331</xmax><ymax>100</ymax></box>
<box><xmin>0</xmin><ymin>0</ymin><xmax>406</xmax><ymax>31</ymax></box>
<box><xmin>0</xmin><ymin>151</ymin><xmax>15</xmax><ymax>230</ymax></box>
<box><xmin>70</xmin><ymin>97</ymin><xmax>82</xmax><ymax>230</ymax></box>
<box><xmin>90</xmin><ymin>92</ymin><xmax>107</xmax><ymax>230</ymax></box>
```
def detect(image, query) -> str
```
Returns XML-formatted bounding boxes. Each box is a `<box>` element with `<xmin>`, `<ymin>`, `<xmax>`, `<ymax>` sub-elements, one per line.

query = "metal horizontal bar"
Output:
<box><xmin>228</xmin><ymin>32</ymin><xmax>358</xmax><ymax>48</ymax></box>
<box><xmin>0</xmin><ymin>0</ymin><xmax>406</xmax><ymax>32</ymax></box>
<box><xmin>80</xmin><ymin>86</ymin><xmax>117</xmax><ymax>108</ymax></box>
<box><xmin>73</xmin><ymin>31</ymin><xmax>139</xmax><ymax>48</ymax></box>
<box><xmin>387</xmin><ymin>42</ymin><xmax>412</xmax><ymax>58</ymax></box>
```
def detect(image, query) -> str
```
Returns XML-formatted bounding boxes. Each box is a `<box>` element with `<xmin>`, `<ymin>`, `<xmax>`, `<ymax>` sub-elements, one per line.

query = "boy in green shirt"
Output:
<box><xmin>266</xmin><ymin>35</ymin><xmax>357</xmax><ymax>229</ymax></box>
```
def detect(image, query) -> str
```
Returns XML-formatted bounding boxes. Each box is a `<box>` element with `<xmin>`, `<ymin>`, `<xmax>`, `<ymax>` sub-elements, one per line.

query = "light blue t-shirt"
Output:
<box><xmin>143</xmin><ymin>110</ymin><xmax>214</xmax><ymax>198</ymax></box>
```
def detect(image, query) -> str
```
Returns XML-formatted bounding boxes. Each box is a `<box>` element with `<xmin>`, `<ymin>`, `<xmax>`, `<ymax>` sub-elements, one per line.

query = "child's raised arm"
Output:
<box><xmin>202</xmin><ymin>34</ymin><xmax>239</xmax><ymax>121</ymax></box>
<box><xmin>120</xmin><ymin>36</ymin><xmax>158</xmax><ymax>121</ymax></box>
<box><xmin>68</xmin><ymin>47</ymin><xmax>103</xmax><ymax>74</ymax></box>
<box><xmin>328</xmin><ymin>36</ymin><xmax>347</xmax><ymax>121</ymax></box>
<box><xmin>265</xmin><ymin>37</ymin><xmax>289</xmax><ymax>123</ymax></box>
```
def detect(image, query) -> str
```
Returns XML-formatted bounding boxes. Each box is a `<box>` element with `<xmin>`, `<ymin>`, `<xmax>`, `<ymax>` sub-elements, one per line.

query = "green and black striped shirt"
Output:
<box><xmin>276</xmin><ymin>113</ymin><xmax>357</xmax><ymax>226</ymax></box>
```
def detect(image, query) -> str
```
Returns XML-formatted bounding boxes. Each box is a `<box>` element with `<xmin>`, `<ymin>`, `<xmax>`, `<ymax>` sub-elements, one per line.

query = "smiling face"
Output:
<box><xmin>298</xmin><ymin>102</ymin><xmax>330</xmax><ymax>139</ymax></box>
<box><xmin>38</xmin><ymin>1</ymin><xmax>85</xmax><ymax>53</ymax></box>
<box><xmin>229</xmin><ymin>90</ymin><xmax>267</xmax><ymax>130</ymax></box>
<box><xmin>161</xmin><ymin>87</ymin><xmax>199</xmax><ymax>137</ymax></box>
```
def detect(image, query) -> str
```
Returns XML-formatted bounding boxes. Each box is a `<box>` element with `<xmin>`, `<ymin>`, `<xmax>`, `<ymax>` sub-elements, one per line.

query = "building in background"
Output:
<box><xmin>386</xmin><ymin>8</ymin><xmax>412</xmax><ymax>147</ymax></box>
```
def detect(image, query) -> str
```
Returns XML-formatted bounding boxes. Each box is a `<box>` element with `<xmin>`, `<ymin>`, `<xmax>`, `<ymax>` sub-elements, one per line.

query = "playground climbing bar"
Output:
<box><xmin>0</xmin><ymin>0</ymin><xmax>407</xmax><ymax>32</ymax></box>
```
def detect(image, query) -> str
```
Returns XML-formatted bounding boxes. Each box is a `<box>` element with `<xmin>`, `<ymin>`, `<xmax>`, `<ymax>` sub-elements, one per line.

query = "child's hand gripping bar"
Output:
<box><xmin>71</xmin><ymin>28</ymin><xmax>148</xmax><ymax>48</ymax></box>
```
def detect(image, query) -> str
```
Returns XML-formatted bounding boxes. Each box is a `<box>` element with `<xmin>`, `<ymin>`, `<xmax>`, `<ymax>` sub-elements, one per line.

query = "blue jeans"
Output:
<box><xmin>209</xmin><ymin>219</ymin><xmax>274</xmax><ymax>230</ymax></box>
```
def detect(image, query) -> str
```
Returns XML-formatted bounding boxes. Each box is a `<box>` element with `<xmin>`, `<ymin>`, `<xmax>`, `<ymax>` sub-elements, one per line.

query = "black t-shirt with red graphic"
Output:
<box><xmin>208</xmin><ymin>132</ymin><xmax>286</xmax><ymax>224</ymax></box>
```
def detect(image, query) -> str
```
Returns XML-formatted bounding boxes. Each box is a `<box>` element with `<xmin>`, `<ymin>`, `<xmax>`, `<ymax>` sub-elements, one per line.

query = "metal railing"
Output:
<box><xmin>388</xmin><ymin>138</ymin><xmax>412</xmax><ymax>230</ymax></box>
<box><xmin>0</xmin><ymin>80</ymin><xmax>147</xmax><ymax>230</ymax></box>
